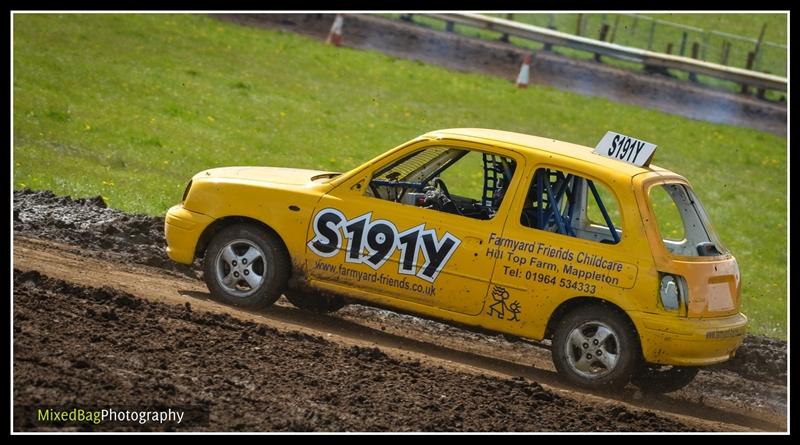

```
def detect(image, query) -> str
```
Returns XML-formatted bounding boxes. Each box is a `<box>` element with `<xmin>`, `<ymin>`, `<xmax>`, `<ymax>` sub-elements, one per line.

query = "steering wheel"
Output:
<box><xmin>424</xmin><ymin>177</ymin><xmax>461</xmax><ymax>215</ymax></box>
<box><xmin>431</xmin><ymin>177</ymin><xmax>451</xmax><ymax>198</ymax></box>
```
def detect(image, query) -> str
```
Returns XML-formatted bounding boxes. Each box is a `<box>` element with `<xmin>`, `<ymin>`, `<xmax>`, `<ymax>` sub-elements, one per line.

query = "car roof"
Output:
<box><xmin>424</xmin><ymin>128</ymin><xmax>675</xmax><ymax>180</ymax></box>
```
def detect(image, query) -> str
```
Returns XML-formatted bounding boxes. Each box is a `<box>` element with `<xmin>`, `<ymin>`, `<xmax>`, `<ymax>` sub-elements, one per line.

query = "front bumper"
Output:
<box><xmin>631</xmin><ymin>311</ymin><xmax>748</xmax><ymax>367</ymax></box>
<box><xmin>164</xmin><ymin>204</ymin><xmax>214</xmax><ymax>264</ymax></box>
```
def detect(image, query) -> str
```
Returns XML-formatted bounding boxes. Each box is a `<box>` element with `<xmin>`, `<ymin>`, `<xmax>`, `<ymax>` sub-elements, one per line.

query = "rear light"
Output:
<box><xmin>659</xmin><ymin>273</ymin><xmax>688</xmax><ymax>315</ymax></box>
<box><xmin>182</xmin><ymin>180</ymin><xmax>193</xmax><ymax>203</ymax></box>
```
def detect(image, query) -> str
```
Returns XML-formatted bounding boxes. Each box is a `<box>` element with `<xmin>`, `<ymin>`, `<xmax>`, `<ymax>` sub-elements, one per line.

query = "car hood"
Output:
<box><xmin>194</xmin><ymin>166</ymin><xmax>340</xmax><ymax>186</ymax></box>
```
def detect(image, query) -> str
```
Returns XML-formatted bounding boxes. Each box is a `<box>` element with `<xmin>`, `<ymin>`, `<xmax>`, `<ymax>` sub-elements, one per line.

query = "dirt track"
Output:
<box><xmin>12</xmin><ymin>190</ymin><xmax>787</xmax><ymax>431</ymax></box>
<box><xmin>212</xmin><ymin>13</ymin><xmax>786</xmax><ymax>137</ymax></box>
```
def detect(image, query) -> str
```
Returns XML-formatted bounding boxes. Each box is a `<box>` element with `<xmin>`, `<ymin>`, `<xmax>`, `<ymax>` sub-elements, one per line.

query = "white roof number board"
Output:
<box><xmin>593</xmin><ymin>131</ymin><xmax>657</xmax><ymax>167</ymax></box>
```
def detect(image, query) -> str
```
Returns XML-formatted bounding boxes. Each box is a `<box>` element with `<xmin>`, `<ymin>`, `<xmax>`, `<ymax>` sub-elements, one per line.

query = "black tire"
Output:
<box><xmin>203</xmin><ymin>223</ymin><xmax>289</xmax><ymax>309</ymax></box>
<box><xmin>285</xmin><ymin>291</ymin><xmax>347</xmax><ymax>313</ymax></box>
<box><xmin>631</xmin><ymin>365</ymin><xmax>699</xmax><ymax>394</ymax></box>
<box><xmin>551</xmin><ymin>305</ymin><xmax>641</xmax><ymax>390</ymax></box>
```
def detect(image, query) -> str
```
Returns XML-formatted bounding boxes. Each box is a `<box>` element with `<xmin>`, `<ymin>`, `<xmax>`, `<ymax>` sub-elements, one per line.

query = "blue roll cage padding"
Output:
<box><xmin>539</xmin><ymin>170</ymin><xmax>575</xmax><ymax>237</ymax></box>
<box><xmin>587</xmin><ymin>179</ymin><xmax>620</xmax><ymax>243</ymax></box>
<box><xmin>536</xmin><ymin>169</ymin><xmax>544</xmax><ymax>229</ymax></box>
<box><xmin>533</xmin><ymin>168</ymin><xmax>618</xmax><ymax>243</ymax></box>
<box><xmin>565</xmin><ymin>174</ymin><xmax>582</xmax><ymax>230</ymax></box>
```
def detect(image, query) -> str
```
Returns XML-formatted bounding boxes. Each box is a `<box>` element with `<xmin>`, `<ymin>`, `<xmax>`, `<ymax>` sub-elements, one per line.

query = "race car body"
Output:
<box><xmin>165</xmin><ymin>128</ymin><xmax>746</xmax><ymax>390</ymax></box>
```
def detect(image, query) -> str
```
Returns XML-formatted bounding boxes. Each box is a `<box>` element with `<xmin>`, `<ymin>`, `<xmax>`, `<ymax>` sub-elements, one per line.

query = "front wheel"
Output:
<box><xmin>203</xmin><ymin>223</ymin><xmax>289</xmax><ymax>309</ymax></box>
<box><xmin>551</xmin><ymin>305</ymin><xmax>641</xmax><ymax>390</ymax></box>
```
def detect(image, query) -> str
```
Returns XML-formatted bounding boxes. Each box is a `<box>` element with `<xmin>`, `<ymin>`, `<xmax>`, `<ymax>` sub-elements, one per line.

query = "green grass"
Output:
<box><xmin>13</xmin><ymin>14</ymin><xmax>786</xmax><ymax>338</ymax></box>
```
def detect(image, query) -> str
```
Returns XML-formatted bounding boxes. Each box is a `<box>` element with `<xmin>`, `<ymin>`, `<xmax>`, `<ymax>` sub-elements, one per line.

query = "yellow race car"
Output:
<box><xmin>165</xmin><ymin>128</ymin><xmax>746</xmax><ymax>391</ymax></box>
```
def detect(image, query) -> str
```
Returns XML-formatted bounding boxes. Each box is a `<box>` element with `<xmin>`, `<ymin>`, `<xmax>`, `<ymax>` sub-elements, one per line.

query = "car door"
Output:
<box><xmin>487</xmin><ymin>162</ymin><xmax>643</xmax><ymax>335</ymax></box>
<box><xmin>305</xmin><ymin>140</ymin><xmax>524</xmax><ymax>316</ymax></box>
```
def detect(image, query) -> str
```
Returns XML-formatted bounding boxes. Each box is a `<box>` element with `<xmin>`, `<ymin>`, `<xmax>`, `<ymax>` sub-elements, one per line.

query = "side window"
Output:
<box><xmin>366</xmin><ymin>146</ymin><xmax>516</xmax><ymax>220</ymax></box>
<box><xmin>649</xmin><ymin>185</ymin><xmax>686</xmax><ymax>242</ymax></box>
<box><xmin>648</xmin><ymin>183</ymin><xmax>727</xmax><ymax>257</ymax></box>
<box><xmin>519</xmin><ymin>167</ymin><xmax>623</xmax><ymax>244</ymax></box>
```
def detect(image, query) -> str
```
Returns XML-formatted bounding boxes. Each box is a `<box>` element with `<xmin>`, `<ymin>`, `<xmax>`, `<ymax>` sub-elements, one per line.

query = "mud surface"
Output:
<box><xmin>13</xmin><ymin>188</ymin><xmax>196</xmax><ymax>278</ymax></box>
<box><xmin>14</xmin><ymin>270</ymin><xmax>695</xmax><ymax>431</ymax></box>
<box><xmin>714</xmin><ymin>335</ymin><xmax>787</xmax><ymax>385</ymax></box>
<box><xmin>214</xmin><ymin>13</ymin><xmax>786</xmax><ymax>136</ymax></box>
<box><xmin>336</xmin><ymin>304</ymin><xmax>788</xmax><ymax>418</ymax></box>
<box><xmin>12</xmin><ymin>189</ymin><xmax>788</xmax><ymax>431</ymax></box>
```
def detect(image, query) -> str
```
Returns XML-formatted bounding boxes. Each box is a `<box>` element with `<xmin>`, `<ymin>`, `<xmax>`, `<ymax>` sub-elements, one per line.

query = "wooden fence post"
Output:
<box><xmin>542</xmin><ymin>21</ymin><xmax>556</xmax><ymax>51</ymax></box>
<box><xmin>679</xmin><ymin>31</ymin><xmax>688</xmax><ymax>56</ymax></box>
<box><xmin>720</xmin><ymin>40</ymin><xmax>731</xmax><ymax>65</ymax></box>
<box><xmin>757</xmin><ymin>72</ymin><xmax>769</xmax><ymax>99</ymax></box>
<box><xmin>701</xmin><ymin>31</ymin><xmax>709</xmax><ymax>60</ymax></box>
<box><xmin>599</xmin><ymin>23</ymin><xmax>610</xmax><ymax>41</ymax></box>
<box><xmin>741</xmin><ymin>51</ymin><xmax>755</xmax><ymax>94</ymax></box>
<box><xmin>689</xmin><ymin>42</ymin><xmax>700</xmax><ymax>82</ymax></box>
<box><xmin>610</xmin><ymin>15</ymin><xmax>621</xmax><ymax>43</ymax></box>
<box><xmin>500</xmin><ymin>14</ymin><xmax>512</xmax><ymax>42</ymax></box>
<box><xmin>647</xmin><ymin>20</ymin><xmax>656</xmax><ymax>50</ymax></box>
<box><xmin>595</xmin><ymin>24</ymin><xmax>610</xmax><ymax>62</ymax></box>
<box><xmin>544</xmin><ymin>21</ymin><xmax>556</xmax><ymax>51</ymax></box>
<box><xmin>752</xmin><ymin>22</ymin><xmax>767</xmax><ymax>71</ymax></box>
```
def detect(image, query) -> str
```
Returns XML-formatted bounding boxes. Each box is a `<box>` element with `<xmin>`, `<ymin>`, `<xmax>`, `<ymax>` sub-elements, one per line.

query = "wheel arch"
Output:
<box><xmin>544</xmin><ymin>296</ymin><xmax>641</xmax><ymax>345</ymax></box>
<box><xmin>195</xmin><ymin>216</ymin><xmax>290</xmax><ymax>262</ymax></box>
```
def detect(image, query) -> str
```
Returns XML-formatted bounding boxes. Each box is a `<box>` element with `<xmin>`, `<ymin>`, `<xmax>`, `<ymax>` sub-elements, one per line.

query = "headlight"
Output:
<box><xmin>659</xmin><ymin>274</ymin><xmax>687</xmax><ymax>313</ymax></box>
<box><xmin>182</xmin><ymin>180</ymin><xmax>193</xmax><ymax>203</ymax></box>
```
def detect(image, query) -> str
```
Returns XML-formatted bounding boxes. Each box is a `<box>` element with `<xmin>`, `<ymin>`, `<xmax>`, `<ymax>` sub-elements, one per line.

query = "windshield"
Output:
<box><xmin>372</xmin><ymin>146</ymin><xmax>464</xmax><ymax>185</ymax></box>
<box><xmin>648</xmin><ymin>182</ymin><xmax>728</xmax><ymax>257</ymax></box>
<box><xmin>367</xmin><ymin>146</ymin><xmax>516</xmax><ymax>221</ymax></box>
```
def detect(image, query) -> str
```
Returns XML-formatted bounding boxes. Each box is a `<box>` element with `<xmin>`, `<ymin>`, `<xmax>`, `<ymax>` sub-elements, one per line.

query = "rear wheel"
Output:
<box><xmin>285</xmin><ymin>291</ymin><xmax>347</xmax><ymax>313</ymax></box>
<box><xmin>203</xmin><ymin>223</ymin><xmax>289</xmax><ymax>309</ymax></box>
<box><xmin>552</xmin><ymin>305</ymin><xmax>641</xmax><ymax>390</ymax></box>
<box><xmin>631</xmin><ymin>365</ymin><xmax>699</xmax><ymax>393</ymax></box>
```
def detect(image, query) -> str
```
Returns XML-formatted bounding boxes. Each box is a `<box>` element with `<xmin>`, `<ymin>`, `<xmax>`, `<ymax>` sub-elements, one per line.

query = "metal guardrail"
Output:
<box><xmin>426</xmin><ymin>13</ymin><xmax>787</xmax><ymax>92</ymax></box>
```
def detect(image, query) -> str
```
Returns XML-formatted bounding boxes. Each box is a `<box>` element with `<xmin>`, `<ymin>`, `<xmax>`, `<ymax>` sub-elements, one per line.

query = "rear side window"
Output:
<box><xmin>648</xmin><ymin>183</ymin><xmax>727</xmax><ymax>257</ymax></box>
<box><xmin>649</xmin><ymin>185</ymin><xmax>686</xmax><ymax>241</ymax></box>
<box><xmin>520</xmin><ymin>167</ymin><xmax>623</xmax><ymax>245</ymax></box>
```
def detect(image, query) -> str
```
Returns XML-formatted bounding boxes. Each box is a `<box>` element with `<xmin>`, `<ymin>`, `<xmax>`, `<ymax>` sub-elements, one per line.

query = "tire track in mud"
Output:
<box><xmin>10</xmin><ymin>238</ymin><xmax>784</xmax><ymax>432</ymax></box>
<box><xmin>15</xmin><ymin>268</ymin><xmax>706</xmax><ymax>432</ymax></box>
<box><xmin>15</xmin><ymin>237</ymin><xmax>785</xmax><ymax>431</ymax></box>
<box><xmin>12</xmin><ymin>190</ymin><xmax>787</xmax><ymax>431</ymax></box>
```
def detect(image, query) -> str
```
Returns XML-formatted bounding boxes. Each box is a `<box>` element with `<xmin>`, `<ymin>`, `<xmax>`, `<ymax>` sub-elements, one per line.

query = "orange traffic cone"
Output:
<box><xmin>326</xmin><ymin>14</ymin><xmax>344</xmax><ymax>46</ymax></box>
<box><xmin>515</xmin><ymin>53</ymin><xmax>532</xmax><ymax>88</ymax></box>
